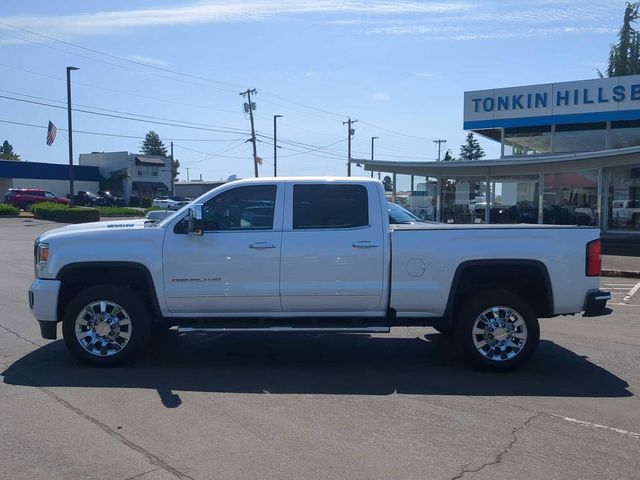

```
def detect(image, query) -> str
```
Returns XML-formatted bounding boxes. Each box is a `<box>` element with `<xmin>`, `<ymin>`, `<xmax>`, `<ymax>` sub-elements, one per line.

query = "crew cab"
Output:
<box><xmin>28</xmin><ymin>178</ymin><xmax>610</xmax><ymax>370</ymax></box>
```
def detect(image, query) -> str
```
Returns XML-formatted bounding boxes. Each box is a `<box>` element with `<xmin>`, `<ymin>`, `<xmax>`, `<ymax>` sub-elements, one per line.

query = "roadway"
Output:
<box><xmin>1</xmin><ymin>217</ymin><xmax>638</xmax><ymax>480</ymax></box>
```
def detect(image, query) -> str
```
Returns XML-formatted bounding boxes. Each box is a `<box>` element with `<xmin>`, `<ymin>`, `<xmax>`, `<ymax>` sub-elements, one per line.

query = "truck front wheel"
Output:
<box><xmin>455</xmin><ymin>291</ymin><xmax>539</xmax><ymax>371</ymax></box>
<box><xmin>62</xmin><ymin>285</ymin><xmax>150</xmax><ymax>366</ymax></box>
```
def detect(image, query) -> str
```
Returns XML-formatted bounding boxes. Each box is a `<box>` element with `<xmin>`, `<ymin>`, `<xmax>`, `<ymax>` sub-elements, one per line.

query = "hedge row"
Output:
<box><xmin>32</xmin><ymin>202</ymin><xmax>100</xmax><ymax>224</ymax></box>
<box><xmin>0</xmin><ymin>203</ymin><xmax>19</xmax><ymax>216</ymax></box>
<box><xmin>97</xmin><ymin>206</ymin><xmax>145</xmax><ymax>217</ymax></box>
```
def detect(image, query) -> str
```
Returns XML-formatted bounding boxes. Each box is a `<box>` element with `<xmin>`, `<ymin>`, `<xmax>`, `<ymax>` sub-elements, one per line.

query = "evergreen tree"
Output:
<box><xmin>459</xmin><ymin>132</ymin><xmax>485</xmax><ymax>161</ymax></box>
<box><xmin>442</xmin><ymin>149</ymin><xmax>454</xmax><ymax>161</ymax></box>
<box><xmin>140</xmin><ymin>131</ymin><xmax>168</xmax><ymax>156</ymax></box>
<box><xmin>382</xmin><ymin>175</ymin><xmax>393</xmax><ymax>192</ymax></box>
<box><xmin>600</xmin><ymin>2</ymin><xmax>640</xmax><ymax>77</ymax></box>
<box><xmin>0</xmin><ymin>140</ymin><xmax>20</xmax><ymax>160</ymax></box>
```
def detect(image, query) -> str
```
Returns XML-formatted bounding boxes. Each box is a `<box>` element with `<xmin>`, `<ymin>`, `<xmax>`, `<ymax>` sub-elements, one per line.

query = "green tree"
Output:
<box><xmin>140</xmin><ymin>131</ymin><xmax>168</xmax><ymax>156</ymax></box>
<box><xmin>600</xmin><ymin>2</ymin><xmax>640</xmax><ymax>77</ymax></box>
<box><xmin>382</xmin><ymin>175</ymin><xmax>393</xmax><ymax>192</ymax></box>
<box><xmin>442</xmin><ymin>149</ymin><xmax>454</xmax><ymax>161</ymax></box>
<box><xmin>459</xmin><ymin>132</ymin><xmax>485</xmax><ymax>161</ymax></box>
<box><xmin>0</xmin><ymin>140</ymin><xmax>20</xmax><ymax>160</ymax></box>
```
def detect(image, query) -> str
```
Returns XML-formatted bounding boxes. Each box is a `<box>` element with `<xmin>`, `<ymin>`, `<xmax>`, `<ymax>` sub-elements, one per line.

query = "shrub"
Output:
<box><xmin>97</xmin><ymin>207</ymin><xmax>145</xmax><ymax>217</ymax></box>
<box><xmin>140</xmin><ymin>197</ymin><xmax>152</xmax><ymax>208</ymax></box>
<box><xmin>0</xmin><ymin>203</ymin><xmax>19</xmax><ymax>216</ymax></box>
<box><xmin>32</xmin><ymin>202</ymin><xmax>100</xmax><ymax>224</ymax></box>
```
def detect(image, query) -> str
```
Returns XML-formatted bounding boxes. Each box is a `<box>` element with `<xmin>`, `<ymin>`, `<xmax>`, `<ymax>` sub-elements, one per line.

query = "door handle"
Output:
<box><xmin>249</xmin><ymin>242</ymin><xmax>276</xmax><ymax>249</ymax></box>
<box><xmin>352</xmin><ymin>241</ymin><xmax>380</xmax><ymax>248</ymax></box>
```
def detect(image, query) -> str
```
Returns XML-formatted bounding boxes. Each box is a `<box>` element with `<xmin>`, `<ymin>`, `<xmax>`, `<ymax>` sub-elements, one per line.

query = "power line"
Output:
<box><xmin>0</xmin><ymin>23</ymin><xmax>241</xmax><ymax>94</ymax></box>
<box><xmin>357</xmin><ymin>120</ymin><xmax>431</xmax><ymax>141</ymax></box>
<box><xmin>0</xmin><ymin>62</ymin><xmax>242</xmax><ymax>116</ymax></box>
<box><xmin>0</xmin><ymin>94</ymin><xmax>250</xmax><ymax>135</ymax></box>
<box><xmin>0</xmin><ymin>118</ymin><xmax>241</xmax><ymax>142</ymax></box>
<box><xmin>0</xmin><ymin>89</ymin><xmax>249</xmax><ymax>133</ymax></box>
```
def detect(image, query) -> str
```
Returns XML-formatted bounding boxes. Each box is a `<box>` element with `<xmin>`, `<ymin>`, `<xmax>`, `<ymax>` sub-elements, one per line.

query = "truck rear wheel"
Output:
<box><xmin>455</xmin><ymin>291</ymin><xmax>539</xmax><ymax>371</ymax></box>
<box><xmin>62</xmin><ymin>285</ymin><xmax>150</xmax><ymax>366</ymax></box>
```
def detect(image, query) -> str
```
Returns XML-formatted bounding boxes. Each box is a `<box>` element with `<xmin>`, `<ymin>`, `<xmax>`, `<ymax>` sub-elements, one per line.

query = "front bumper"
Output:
<box><xmin>28</xmin><ymin>279</ymin><xmax>61</xmax><ymax>339</ymax></box>
<box><xmin>583</xmin><ymin>289</ymin><xmax>611</xmax><ymax>317</ymax></box>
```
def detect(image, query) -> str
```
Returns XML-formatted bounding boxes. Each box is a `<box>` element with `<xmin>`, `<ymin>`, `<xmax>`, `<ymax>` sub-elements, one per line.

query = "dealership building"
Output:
<box><xmin>358</xmin><ymin>74</ymin><xmax>640</xmax><ymax>234</ymax></box>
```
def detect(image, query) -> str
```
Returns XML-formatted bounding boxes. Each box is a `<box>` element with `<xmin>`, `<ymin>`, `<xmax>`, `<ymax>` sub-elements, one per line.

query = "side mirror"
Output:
<box><xmin>186</xmin><ymin>204</ymin><xmax>204</xmax><ymax>236</ymax></box>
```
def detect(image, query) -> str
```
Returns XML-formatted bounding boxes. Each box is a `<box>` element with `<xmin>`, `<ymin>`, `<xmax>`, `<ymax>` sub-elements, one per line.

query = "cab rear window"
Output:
<box><xmin>293</xmin><ymin>184</ymin><xmax>368</xmax><ymax>229</ymax></box>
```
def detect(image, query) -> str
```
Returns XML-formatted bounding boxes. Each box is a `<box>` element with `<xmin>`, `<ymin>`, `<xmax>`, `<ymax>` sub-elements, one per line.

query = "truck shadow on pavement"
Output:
<box><xmin>2</xmin><ymin>331</ymin><xmax>632</xmax><ymax>408</ymax></box>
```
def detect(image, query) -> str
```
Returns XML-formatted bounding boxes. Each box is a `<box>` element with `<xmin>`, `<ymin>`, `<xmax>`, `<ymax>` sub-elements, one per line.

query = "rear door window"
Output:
<box><xmin>293</xmin><ymin>184</ymin><xmax>369</xmax><ymax>229</ymax></box>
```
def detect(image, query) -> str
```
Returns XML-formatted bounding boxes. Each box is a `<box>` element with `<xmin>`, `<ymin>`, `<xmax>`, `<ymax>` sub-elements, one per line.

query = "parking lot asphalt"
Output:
<box><xmin>1</xmin><ymin>216</ymin><xmax>639</xmax><ymax>480</ymax></box>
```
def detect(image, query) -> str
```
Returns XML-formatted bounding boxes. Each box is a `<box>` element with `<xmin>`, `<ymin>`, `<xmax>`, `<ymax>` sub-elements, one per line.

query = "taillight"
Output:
<box><xmin>586</xmin><ymin>239</ymin><xmax>602</xmax><ymax>277</ymax></box>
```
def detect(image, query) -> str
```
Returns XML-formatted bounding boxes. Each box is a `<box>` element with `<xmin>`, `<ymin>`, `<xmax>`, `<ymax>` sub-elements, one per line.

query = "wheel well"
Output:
<box><xmin>447</xmin><ymin>261</ymin><xmax>553</xmax><ymax>320</ymax></box>
<box><xmin>57</xmin><ymin>263</ymin><xmax>161</xmax><ymax>323</ymax></box>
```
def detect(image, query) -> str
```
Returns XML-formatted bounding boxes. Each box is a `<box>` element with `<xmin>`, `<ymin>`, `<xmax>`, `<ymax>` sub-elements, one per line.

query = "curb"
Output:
<box><xmin>602</xmin><ymin>269</ymin><xmax>640</xmax><ymax>278</ymax></box>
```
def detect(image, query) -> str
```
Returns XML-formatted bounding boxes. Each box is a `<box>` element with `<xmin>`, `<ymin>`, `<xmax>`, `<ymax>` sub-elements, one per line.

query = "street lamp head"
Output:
<box><xmin>67</xmin><ymin>66</ymin><xmax>79</xmax><ymax>71</ymax></box>
<box><xmin>274</xmin><ymin>114</ymin><xmax>283</xmax><ymax>119</ymax></box>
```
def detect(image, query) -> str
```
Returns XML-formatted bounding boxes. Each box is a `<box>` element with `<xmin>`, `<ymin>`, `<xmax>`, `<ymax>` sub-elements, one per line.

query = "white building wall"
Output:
<box><xmin>10</xmin><ymin>179</ymin><xmax>99</xmax><ymax>197</ymax></box>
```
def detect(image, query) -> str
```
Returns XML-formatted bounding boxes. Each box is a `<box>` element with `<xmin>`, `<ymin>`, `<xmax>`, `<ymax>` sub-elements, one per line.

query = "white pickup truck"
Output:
<box><xmin>29</xmin><ymin>177</ymin><xmax>610</xmax><ymax>370</ymax></box>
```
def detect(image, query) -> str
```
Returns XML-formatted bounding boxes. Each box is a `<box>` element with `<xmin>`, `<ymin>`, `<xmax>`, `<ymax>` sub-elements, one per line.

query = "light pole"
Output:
<box><xmin>66</xmin><ymin>66</ymin><xmax>79</xmax><ymax>202</ymax></box>
<box><xmin>273</xmin><ymin>115</ymin><xmax>283</xmax><ymax>177</ymax></box>
<box><xmin>371</xmin><ymin>136</ymin><xmax>379</xmax><ymax>179</ymax></box>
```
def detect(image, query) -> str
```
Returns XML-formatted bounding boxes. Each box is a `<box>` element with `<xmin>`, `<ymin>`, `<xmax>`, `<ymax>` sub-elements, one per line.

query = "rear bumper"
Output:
<box><xmin>28</xmin><ymin>279</ymin><xmax>61</xmax><ymax>339</ymax></box>
<box><xmin>583</xmin><ymin>289</ymin><xmax>611</xmax><ymax>317</ymax></box>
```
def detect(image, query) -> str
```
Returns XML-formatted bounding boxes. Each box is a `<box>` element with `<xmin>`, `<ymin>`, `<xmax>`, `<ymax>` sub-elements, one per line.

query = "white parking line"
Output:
<box><xmin>623</xmin><ymin>281</ymin><xmax>640</xmax><ymax>302</ymax></box>
<box><xmin>549</xmin><ymin>414</ymin><xmax>640</xmax><ymax>440</ymax></box>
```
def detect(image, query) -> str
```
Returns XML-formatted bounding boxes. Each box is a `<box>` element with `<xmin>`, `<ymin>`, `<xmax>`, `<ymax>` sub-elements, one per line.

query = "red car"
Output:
<box><xmin>3</xmin><ymin>188</ymin><xmax>70</xmax><ymax>210</ymax></box>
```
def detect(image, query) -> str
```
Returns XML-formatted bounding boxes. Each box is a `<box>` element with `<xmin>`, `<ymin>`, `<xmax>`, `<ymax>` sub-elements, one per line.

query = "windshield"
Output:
<box><xmin>388</xmin><ymin>202</ymin><xmax>419</xmax><ymax>224</ymax></box>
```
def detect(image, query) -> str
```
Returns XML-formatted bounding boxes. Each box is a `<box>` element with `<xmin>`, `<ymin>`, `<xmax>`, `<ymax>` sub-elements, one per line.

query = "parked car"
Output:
<box><xmin>97</xmin><ymin>191</ymin><xmax>125</xmax><ymax>207</ymax></box>
<box><xmin>71</xmin><ymin>191</ymin><xmax>106</xmax><ymax>207</ymax></box>
<box><xmin>388</xmin><ymin>201</ymin><xmax>426</xmax><ymax>224</ymax></box>
<box><xmin>3</xmin><ymin>188</ymin><xmax>70</xmax><ymax>210</ymax></box>
<box><xmin>29</xmin><ymin>177</ymin><xmax>609</xmax><ymax>371</ymax></box>
<box><xmin>145</xmin><ymin>209</ymin><xmax>174</xmax><ymax>223</ymax></box>
<box><xmin>611</xmin><ymin>199</ymin><xmax>640</xmax><ymax>228</ymax></box>
<box><xmin>152</xmin><ymin>195</ymin><xmax>189</xmax><ymax>210</ymax></box>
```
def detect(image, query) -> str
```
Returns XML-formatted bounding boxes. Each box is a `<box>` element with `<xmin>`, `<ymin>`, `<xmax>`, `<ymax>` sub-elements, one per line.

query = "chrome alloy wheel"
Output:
<box><xmin>74</xmin><ymin>300</ymin><xmax>132</xmax><ymax>357</ymax></box>
<box><xmin>471</xmin><ymin>306</ymin><xmax>528</xmax><ymax>362</ymax></box>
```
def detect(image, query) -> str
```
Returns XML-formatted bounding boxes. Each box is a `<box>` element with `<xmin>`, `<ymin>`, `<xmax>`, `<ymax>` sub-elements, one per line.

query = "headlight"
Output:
<box><xmin>36</xmin><ymin>242</ymin><xmax>49</xmax><ymax>270</ymax></box>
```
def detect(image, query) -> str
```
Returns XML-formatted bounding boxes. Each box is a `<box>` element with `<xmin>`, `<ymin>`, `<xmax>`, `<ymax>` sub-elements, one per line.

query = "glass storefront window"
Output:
<box><xmin>442</xmin><ymin>178</ymin><xmax>487</xmax><ymax>224</ymax></box>
<box><xmin>610</xmin><ymin>120</ymin><xmax>640</xmax><ymax>149</ymax></box>
<box><xmin>543</xmin><ymin>170</ymin><xmax>598</xmax><ymax>226</ymax></box>
<box><xmin>608</xmin><ymin>166</ymin><xmax>640</xmax><ymax>230</ymax></box>
<box><xmin>504</xmin><ymin>126</ymin><xmax>551</xmax><ymax>156</ymax></box>
<box><xmin>490</xmin><ymin>175</ymin><xmax>540</xmax><ymax>224</ymax></box>
<box><xmin>554</xmin><ymin>123</ymin><xmax>606</xmax><ymax>153</ymax></box>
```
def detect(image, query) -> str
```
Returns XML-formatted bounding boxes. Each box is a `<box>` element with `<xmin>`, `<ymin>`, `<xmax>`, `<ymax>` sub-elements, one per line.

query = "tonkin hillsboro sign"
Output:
<box><xmin>464</xmin><ymin>75</ymin><xmax>640</xmax><ymax>129</ymax></box>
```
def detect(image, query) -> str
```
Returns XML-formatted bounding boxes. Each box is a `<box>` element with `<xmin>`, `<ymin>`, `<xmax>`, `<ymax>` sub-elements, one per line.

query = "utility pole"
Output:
<box><xmin>186</xmin><ymin>167</ymin><xmax>190</xmax><ymax>182</ymax></box>
<box><xmin>273</xmin><ymin>115</ymin><xmax>283</xmax><ymax>177</ymax></box>
<box><xmin>170</xmin><ymin>141</ymin><xmax>174</xmax><ymax>195</ymax></box>
<box><xmin>343</xmin><ymin>118</ymin><xmax>357</xmax><ymax>176</ymax></box>
<box><xmin>433</xmin><ymin>139</ymin><xmax>446</xmax><ymax>161</ymax></box>
<box><xmin>370</xmin><ymin>136</ymin><xmax>379</xmax><ymax>178</ymax></box>
<box><xmin>240</xmin><ymin>88</ymin><xmax>259</xmax><ymax>177</ymax></box>
<box><xmin>66</xmin><ymin>66</ymin><xmax>79</xmax><ymax>202</ymax></box>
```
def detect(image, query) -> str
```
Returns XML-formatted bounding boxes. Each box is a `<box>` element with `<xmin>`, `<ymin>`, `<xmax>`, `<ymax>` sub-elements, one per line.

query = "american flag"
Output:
<box><xmin>46</xmin><ymin>121</ymin><xmax>57</xmax><ymax>146</ymax></box>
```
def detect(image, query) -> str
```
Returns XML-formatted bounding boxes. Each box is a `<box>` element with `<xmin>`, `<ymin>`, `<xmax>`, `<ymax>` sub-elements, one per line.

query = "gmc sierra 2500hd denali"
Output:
<box><xmin>29</xmin><ymin>177</ymin><xmax>610</xmax><ymax>370</ymax></box>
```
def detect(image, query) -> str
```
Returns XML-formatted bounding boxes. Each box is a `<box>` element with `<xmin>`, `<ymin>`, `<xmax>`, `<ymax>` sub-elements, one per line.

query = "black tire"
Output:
<box><xmin>62</xmin><ymin>284</ymin><xmax>150</xmax><ymax>366</ymax></box>
<box><xmin>23</xmin><ymin>203</ymin><xmax>34</xmax><ymax>212</ymax></box>
<box><xmin>455</xmin><ymin>290</ymin><xmax>540</xmax><ymax>371</ymax></box>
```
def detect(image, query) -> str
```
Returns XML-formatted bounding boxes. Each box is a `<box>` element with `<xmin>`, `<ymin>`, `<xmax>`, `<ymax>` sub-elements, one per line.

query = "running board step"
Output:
<box><xmin>177</xmin><ymin>325</ymin><xmax>390</xmax><ymax>334</ymax></box>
